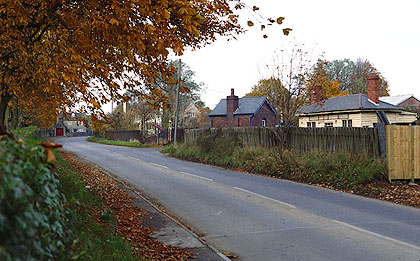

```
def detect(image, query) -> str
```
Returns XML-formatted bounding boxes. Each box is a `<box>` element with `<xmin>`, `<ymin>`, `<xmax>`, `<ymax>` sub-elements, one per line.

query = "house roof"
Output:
<box><xmin>209</xmin><ymin>96</ymin><xmax>275</xmax><ymax>116</ymax></box>
<box><xmin>379</xmin><ymin>94</ymin><xmax>418</xmax><ymax>106</ymax></box>
<box><xmin>298</xmin><ymin>94</ymin><xmax>401</xmax><ymax>115</ymax></box>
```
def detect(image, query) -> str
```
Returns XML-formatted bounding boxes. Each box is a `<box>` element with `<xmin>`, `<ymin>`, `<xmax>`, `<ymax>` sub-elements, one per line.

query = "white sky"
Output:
<box><xmin>179</xmin><ymin>0</ymin><xmax>420</xmax><ymax>109</ymax></box>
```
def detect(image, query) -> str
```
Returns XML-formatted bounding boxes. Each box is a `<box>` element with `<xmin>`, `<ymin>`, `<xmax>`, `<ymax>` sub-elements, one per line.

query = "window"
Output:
<box><xmin>325</xmin><ymin>122</ymin><xmax>333</xmax><ymax>127</ymax></box>
<box><xmin>307</xmin><ymin>122</ymin><xmax>316</xmax><ymax>128</ymax></box>
<box><xmin>342</xmin><ymin>120</ymin><xmax>352</xmax><ymax>127</ymax></box>
<box><xmin>262</xmin><ymin>118</ymin><xmax>266</xmax><ymax>127</ymax></box>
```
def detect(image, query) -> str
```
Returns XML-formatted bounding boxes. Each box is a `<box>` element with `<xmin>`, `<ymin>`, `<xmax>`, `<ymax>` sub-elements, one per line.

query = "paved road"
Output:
<box><xmin>57</xmin><ymin>137</ymin><xmax>420</xmax><ymax>260</ymax></box>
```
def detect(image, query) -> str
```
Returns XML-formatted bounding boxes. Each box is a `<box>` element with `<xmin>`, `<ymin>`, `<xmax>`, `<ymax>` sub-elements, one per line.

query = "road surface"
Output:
<box><xmin>56</xmin><ymin>137</ymin><xmax>420</xmax><ymax>260</ymax></box>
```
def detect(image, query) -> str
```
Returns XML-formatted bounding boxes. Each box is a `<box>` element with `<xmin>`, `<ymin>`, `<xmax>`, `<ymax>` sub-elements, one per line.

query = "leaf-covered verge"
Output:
<box><xmin>87</xmin><ymin>136</ymin><xmax>160</xmax><ymax>148</ymax></box>
<box><xmin>58</xmin><ymin>150</ymin><xmax>194</xmax><ymax>260</ymax></box>
<box><xmin>162</xmin><ymin>134</ymin><xmax>420</xmax><ymax>208</ymax></box>
<box><xmin>0</xmin><ymin>137</ymin><xmax>137</xmax><ymax>260</ymax></box>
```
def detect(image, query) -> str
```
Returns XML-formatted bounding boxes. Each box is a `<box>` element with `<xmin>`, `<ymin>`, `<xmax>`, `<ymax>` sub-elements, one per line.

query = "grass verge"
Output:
<box><xmin>55</xmin><ymin>152</ymin><xmax>140</xmax><ymax>260</ymax></box>
<box><xmin>162</xmin><ymin>142</ymin><xmax>386</xmax><ymax>190</ymax></box>
<box><xmin>87</xmin><ymin>136</ymin><xmax>159</xmax><ymax>148</ymax></box>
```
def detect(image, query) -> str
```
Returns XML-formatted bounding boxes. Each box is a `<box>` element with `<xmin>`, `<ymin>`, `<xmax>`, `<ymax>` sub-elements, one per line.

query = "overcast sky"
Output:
<box><xmin>179</xmin><ymin>0</ymin><xmax>420</xmax><ymax>109</ymax></box>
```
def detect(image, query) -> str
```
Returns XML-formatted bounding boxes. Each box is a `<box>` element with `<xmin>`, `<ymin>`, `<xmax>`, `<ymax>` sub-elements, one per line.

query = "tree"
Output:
<box><xmin>247</xmin><ymin>44</ymin><xmax>319</xmax><ymax>127</ymax></box>
<box><xmin>0</xmin><ymin>1</ymin><xmax>291</xmax><ymax>133</ymax></box>
<box><xmin>306</xmin><ymin>60</ymin><xmax>349</xmax><ymax>100</ymax></box>
<box><xmin>153</xmin><ymin>60</ymin><xmax>205</xmax><ymax>130</ymax></box>
<box><xmin>0</xmin><ymin>0</ymin><xmax>241</xmax><ymax>133</ymax></box>
<box><xmin>325</xmin><ymin>58</ymin><xmax>390</xmax><ymax>96</ymax></box>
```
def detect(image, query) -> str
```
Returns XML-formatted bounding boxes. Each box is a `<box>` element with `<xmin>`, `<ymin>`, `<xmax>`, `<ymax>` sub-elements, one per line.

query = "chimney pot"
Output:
<box><xmin>231</xmin><ymin>88</ymin><xmax>235</xmax><ymax>96</ymax></box>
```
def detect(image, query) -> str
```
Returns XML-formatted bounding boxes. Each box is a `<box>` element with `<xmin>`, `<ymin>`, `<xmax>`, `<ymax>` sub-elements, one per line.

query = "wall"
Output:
<box><xmin>299</xmin><ymin>112</ymin><xmax>362</xmax><ymax>127</ymax></box>
<box><xmin>299</xmin><ymin>110</ymin><xmax>417</xmax><ymax>128</ymax></box>
<box><xmin>250</xmin><ymin>102</ymin><xmax>276</xmax><ymax>127</ymax></box>
<box><xmin>399</xmin><ymin>97</ymin><xmax>420</xmax><ymax>110</ymax></box>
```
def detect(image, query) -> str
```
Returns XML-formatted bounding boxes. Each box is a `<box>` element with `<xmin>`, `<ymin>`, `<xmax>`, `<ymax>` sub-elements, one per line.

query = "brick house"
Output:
<box><xmin>208</xmin><ymin>89</ymin><xmax>276</xmax><ymax>128</ymax></box>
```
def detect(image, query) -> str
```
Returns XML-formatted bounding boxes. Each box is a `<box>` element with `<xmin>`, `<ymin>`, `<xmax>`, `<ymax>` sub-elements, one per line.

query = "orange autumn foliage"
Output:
<box><xmin>0</xmin><ymin>0</ymin><xmax>247</xmax><ymax>131</ymax></box>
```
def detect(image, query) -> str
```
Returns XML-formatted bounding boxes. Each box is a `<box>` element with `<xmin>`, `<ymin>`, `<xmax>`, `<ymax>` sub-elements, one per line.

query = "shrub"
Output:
<box><xmin>12</xmin><ymin>126</ymin><xmax>40</xmax><ymax>140</ymax></box>
<box><xmin>163</xmin><ymin>136</ymin><xmax>386</xmax><ymax>190</ymax></box>
<box><xmin>0</xmin><ymin>138</ymin><xmax>67</xmax><ymax>260</ymax></box>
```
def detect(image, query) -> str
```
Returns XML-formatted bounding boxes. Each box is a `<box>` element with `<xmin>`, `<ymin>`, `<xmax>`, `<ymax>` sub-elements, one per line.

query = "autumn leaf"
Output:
<box><xmin>252</xmin><ymin>6</ymin><xmax>259</xmax><ymax>11</ymax></box>
<box><xmin>263</xmin><ymin>35</ymin><xmax>268</xmax><ymax>39</ymax></box>
<box><xmin>247</xmin><ymin>21</ymin><xmax>254</xmax><ymax>27</ymax></box>
<box><xmin>261</xmin><ymin>25</ymin><xmax>265</xmax><ymax>31</ymax></box>
<box><xmin>277</xmin><ymin>17</ymin><xmax>285</xmax><ymax>24</ymax></box>
<box><xmin>283</xmin><ymin>28</ymin><xmax>293</xmax><ymax>35</ymax></box>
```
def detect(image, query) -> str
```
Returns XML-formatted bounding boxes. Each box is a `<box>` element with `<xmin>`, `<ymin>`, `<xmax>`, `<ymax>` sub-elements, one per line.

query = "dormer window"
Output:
<box><xmin>262</xmin><ymin>118</ymin><xmax>266</xmax><ymax>127</ymax></box>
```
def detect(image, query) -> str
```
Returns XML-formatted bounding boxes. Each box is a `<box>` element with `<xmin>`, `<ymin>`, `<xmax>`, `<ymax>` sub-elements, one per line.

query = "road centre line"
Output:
<box><xmin>180</xmin><ymin>172</ymin><xmax>213</xmax><ymax>182</ymax></box>
<box><xmin>149</xmin><ymin>162</ymin><xmax>169</xmax><ymax>169</ymax></box>
<box><xmin>233</xmin><ymin>187</ymin><xmax>296</xmax><ymax>209</ymax></box>
<box><xmin>332</xmin><ymin>220</ymin><xmax>420</xmax><ymax>251</ymax></box>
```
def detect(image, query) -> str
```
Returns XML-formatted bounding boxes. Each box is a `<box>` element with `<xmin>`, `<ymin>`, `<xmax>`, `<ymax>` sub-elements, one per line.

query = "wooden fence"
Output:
<box><xmin>184</xmin><ymin>127</ymin><xmax>381</xmax><ymax>158</ymax></box>
<box><xmin>386</xmin><ymin>126</ymin><xmax>420</xmax><ymax>181</ymax></box>
<box><xmin>105</xmin><ymin>130</ymin><xmax>142</xmax><ymax>142</ymax></box>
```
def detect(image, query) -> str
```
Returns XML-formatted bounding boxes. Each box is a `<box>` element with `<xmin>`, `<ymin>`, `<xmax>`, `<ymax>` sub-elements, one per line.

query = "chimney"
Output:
<box><xmin>367</xmin><ymin>74</ymin><xmax>379</xmax><ymax>104</ymax></box>
<box><xmin>310</xmin><ymin>86</ymin><xmax>322</xmax><ymax>105</ymax></box>
<box><xmin>226</xmin><ymin>88</ymin><xmax>239</xmax><ymax>118</ymax></box>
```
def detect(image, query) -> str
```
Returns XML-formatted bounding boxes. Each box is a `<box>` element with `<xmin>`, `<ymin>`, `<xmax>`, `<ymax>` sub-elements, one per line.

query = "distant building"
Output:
<box><xmin>297</xmin><ymin>76</ymin><xmax>417</xmax><ymax>128</ymax></box>
<box><xmin>379</xmin><ymin>94</ymin><xmax>420</xmax><ymax>112</ymax></box>
<box><xmin>208</xmin><ymin>89</ymin><xmax>276</xmax><ymax>128</ymax></box>
<box><xmin>54</xmin><ymin>113</ymin><xmax>90</xmax><ymax>136</ymax></box>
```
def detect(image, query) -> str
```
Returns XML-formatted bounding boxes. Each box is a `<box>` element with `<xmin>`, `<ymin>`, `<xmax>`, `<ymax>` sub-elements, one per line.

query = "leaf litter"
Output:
<box><xmin>59</xmin><ymin>150</ymin><xmax>194</xmax><ymax>260</ymax></box>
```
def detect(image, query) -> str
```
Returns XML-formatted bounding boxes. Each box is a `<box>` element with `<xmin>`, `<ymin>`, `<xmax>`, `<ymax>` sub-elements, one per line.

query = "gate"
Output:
<box><xmin>386</xmin><ymin>125</ymin><xmax>420</xmax><ymax>180</ymax></box>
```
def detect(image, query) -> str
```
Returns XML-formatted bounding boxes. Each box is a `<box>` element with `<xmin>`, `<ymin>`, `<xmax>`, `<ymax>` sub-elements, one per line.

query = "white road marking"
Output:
<box><xmin>150</xmin><ymin>162</ymin><xmax>169</xmax><ymax>169</ymax></box>
<box><xmin>233</xmin><ymin>187</ymin><xmax>296</xmax><ymax>209</ymax></box>
<box><xmin>127</xmin><ymin>156</ymin><xmax>138</xmax><ymax>161</ymax></box>
<box><xmin>180</xmin><ymin>172</ymin><xmax>214</xmax><ymax>182</ymax></box>
<box><xmin>332</xmin><ymin>220</ymin><xmax>420</xmax><ymax>251</ymax></box>
<box><xmin>101</xmin><ymin>149</ymin><xmax>110</xmax><ymax>152</ymax></box>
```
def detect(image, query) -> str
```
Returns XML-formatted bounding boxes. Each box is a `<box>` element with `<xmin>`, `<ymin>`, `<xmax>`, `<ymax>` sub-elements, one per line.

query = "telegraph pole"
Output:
<box><xmin>173</xmin><ymin>59</ymin><xmax>181</xmax><ymax>143</ymax></box>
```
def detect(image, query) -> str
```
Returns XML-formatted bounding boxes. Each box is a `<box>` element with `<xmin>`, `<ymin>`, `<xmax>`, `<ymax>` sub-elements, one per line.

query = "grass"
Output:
<box><xmin>162</xmin><ymin>142</ymin><xmax>386</xmax><ymax>190</ymax></box>
<box><xmin>55</xmin><ymin>152</ymin><xmax>141</xmax><ymax>260</ymax></box>
<box><xmin>87</xmin><ymin>136</ymin><xmax>158</xmax><ymax>148</ymax></box>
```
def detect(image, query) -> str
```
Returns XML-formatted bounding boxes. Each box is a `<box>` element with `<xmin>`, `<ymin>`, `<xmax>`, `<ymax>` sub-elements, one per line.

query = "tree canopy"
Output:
<box><xmin>0</xmin><ymin>0</ymin><xmax>292</xmax><ymax>132</ymax></box>
<box><xmin>306</xmin><ymin>60</ymin><xmax>349</xmax><ymax>100</ymax></box>
<box><xmin>325</xmin><ymin>58</ymin><xmax>389</xmax><ymax>96</ymax></box>
<box><xmin>0</xmin><ymin>0</ymin><xmax>244</xmax><ymax>132</ymax></box>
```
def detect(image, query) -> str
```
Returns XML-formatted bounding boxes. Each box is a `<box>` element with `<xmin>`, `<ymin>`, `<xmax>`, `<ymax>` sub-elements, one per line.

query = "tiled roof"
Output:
<box><xmin>298</xmin><ymin>94</ymin><xmax>401</xmax><ymax>114</ymax></box>
<box><xmin>209</xmin><ymin>96</ymin><xmax>274</xmax><ymax>116</ymax></box>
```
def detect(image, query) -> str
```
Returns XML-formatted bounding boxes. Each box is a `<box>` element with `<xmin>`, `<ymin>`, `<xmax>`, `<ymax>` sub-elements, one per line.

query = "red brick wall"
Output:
<box><xmin>210</xmin><ymin>102</ymin><xmax>276</xmax><ymax>127</ymax></box>
<box><xmin>250</xmin><ymin>102</ymin><xmax>276</xmax><ymax>127</ymax></box>
<box><xmin>211</xmin><ymin>115</ymin><xmax>251</xmax><ymax>127</ymax></box>
<box><xmin>399</xmin><ymin>97</ymin><xmax>420</xmax><ymax>110</ymax></box>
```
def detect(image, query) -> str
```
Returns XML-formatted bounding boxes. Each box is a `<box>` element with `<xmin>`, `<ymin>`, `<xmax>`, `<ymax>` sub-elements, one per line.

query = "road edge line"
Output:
<box><xmin>332</xmin><ymin>220</ymin><xmax>420</xmax><ymax>251</ymax></box>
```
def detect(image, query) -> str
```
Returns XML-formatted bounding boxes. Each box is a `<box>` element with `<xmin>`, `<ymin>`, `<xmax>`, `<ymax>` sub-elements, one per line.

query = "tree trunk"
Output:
<box><xmin>0</xmin><ymin>93</ymin><xmax>12</xmax><ymax>134</ymax></box>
